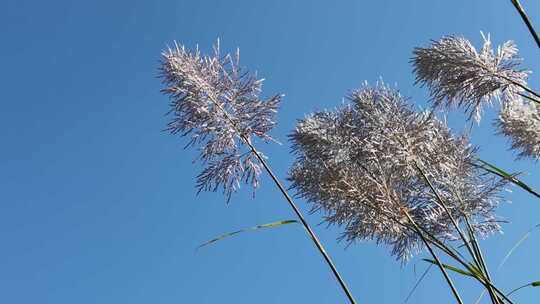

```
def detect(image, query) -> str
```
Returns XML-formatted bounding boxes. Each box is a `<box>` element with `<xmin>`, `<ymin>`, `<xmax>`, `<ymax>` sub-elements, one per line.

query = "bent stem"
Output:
<box><xmin>207</xmin><ymin>94</ymin><xmax>358</xmax><ymax>304</ymax></box>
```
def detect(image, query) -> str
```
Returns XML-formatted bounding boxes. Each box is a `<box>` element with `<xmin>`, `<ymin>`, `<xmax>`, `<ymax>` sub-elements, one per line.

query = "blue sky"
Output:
<box><xmin>1</xmin><ymin>0</ymin><xmax>540</xmax><ymax>303</ymax></box>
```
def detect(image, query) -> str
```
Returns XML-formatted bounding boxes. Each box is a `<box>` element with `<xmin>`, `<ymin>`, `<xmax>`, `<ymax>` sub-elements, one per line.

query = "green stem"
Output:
<box><xmin>414</xmin><ymin>163</ymin><xmax>479</xmax><ymax>263</ymax></box>
<box><xmin>246</xmin><ymin>141</ymin><xmax>357</xmax><ymax>304</ymax></box>
<box><xmin>403</xmin><ymin>211</ymin><xmax>465</xmax><ymax>304</ymax></box>
<box><xmin>464</xmin><ymin>215</ymin><xmax>502</xmax><ymax>304</ymax></box>
<box><xmin>507</xmin><ymin>282</ymin><xmax>534</xmax><ymax>297</ymax></box>
<box><xmin>413</xmin><ymin>163</ymin><xmax>513</xmax><ymax>303</ymax></box>
<box><xmin>416</xmin><ymin>163</ymin><xmax>503</xmax><ymax>303</ymax></box>
<box><xmin>510</xmin><ymin>0</ymin><xmax>540</xmax><ymax>48</ymax></box>
<box><xmin>208</xmin><ymin>94</ymin><xmax>358</xmax><ymax>304</ymax></box>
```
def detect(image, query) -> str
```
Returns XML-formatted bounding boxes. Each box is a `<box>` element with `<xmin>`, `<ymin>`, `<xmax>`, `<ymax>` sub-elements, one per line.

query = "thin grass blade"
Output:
<box><xmin>507</xmin><ymin>281</ymin><xmax>540</xmax><ymax>297</ymax></box>
<box><xmin>477</xmin><ymin>158</ymin><xmax>540</xmax><ymax>200</ymax></box>
<box><xmin>198</xmin><ymin>220</ymin><xmax>298</xmax><ymax>249</ymax></box>
<box><xmin>499</xmin><ymin>223</ymin><xmax>540</xmax><ymax>270</ymax></box>
<box><xmin>403</xmin><ymin>263</ymin><xmax>433</xmax><ymax>303</ymax></box>
<box><xmin>422</xmin><ymin>259</ymin><xmax>475</xmax><ymax>277</ymax></box>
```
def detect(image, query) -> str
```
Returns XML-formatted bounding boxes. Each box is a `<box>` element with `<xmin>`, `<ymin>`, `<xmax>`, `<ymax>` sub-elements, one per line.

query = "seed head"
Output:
<box><xmin>497</xmin><ymin>96</ymin><xmax>540</xmax><ymax>160</ymax></box>
<box><xmin>288</xmin><ymin>83</ymin><xmax>506</xmax><ymax>261</ymax></box>
<box><xmin>412</xmin><ymin>34</ymin><xmax>528</xmax><ymax>122</ymax></box>
<box><xmin>159</xmin><ymin>40</ymin><xmax>282</xmax><ymax>201</ymax></box>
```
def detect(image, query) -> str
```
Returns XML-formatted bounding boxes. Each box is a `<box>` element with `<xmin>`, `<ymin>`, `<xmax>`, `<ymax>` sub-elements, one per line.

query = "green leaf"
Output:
<box><xmin>477</xmin><ymin>158</ymin><xmax>540</xmax><ymax>200</ymax></box>
<box><xmin>422</xmin><ymin>259</ymin><xmax>474</xmax><ymax>277</ymax></box>
<box><xmin>198</xmin><ymin>219</ymin><xmax>298</xmax><ymax>249</ymax></box>
<box><xmin>532</xmin><ymin>281</ymin><xmax>540</xmax><ymax>287</ymax></box>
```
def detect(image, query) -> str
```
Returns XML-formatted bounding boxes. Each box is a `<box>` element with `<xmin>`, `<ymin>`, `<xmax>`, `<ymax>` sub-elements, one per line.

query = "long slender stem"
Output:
<box><xmin>403</xmin><ymin>211</ymin><xmax>465</xmax><ymax>304</ymax></box>
<box><xmin>415</xmin><ymin>163</ymin><xmax>502</xmax><ymax>303</ymax></box>
<box><xmin>517</xmin><ymin>83</ymin><xmax>540</xmax><ymax>99</ymax></box>
<box><xmin>507</xmin><ymin>282</ymin><xmax>534</xmax><ymax>297</ymax></box>
<box><xmin>464</xmin><ymin>215</ymin><xmax>501</xmax><ymax>304</ymax></box>
<box><xmin>245</xmin><ymin>139</ymin><xmax>357</xmax><ymax>304</ymax></box>
<box><xmin>207</xmin><ymin>95</ymin><xmax>357</xmax><ymax>304</ymax></box>
<box><xmin>477</xmin><ymin>64</ymin><xmax>540</xmax><ymax>105</ymax></box>
<box><xmin>504</xmin><ymin>77</ymin><xmax>540</xmax><ymax>103</ymax></box>
<box><xmin>415</xmin><ymin>163</ymin><xmax>516</xmax><ymax>303</ymax></box>
<box><xmin>415</xmin><ymin>222</ymin><xmax>514</xmax><ymax>304</ymax></box>
<box><xmin>414</xmin><ymin>163</ymin><xmax>477</xmax><ymax>259</ymax></box>
<box><xmin>510</xmin><ymin>0</ymin><xmax>540</xmax><ymax>48</ymax></box>
<box><xmin>518</xmin><ymin>92</ymin><xmax>540</xmax><ymax>105</ymax></box>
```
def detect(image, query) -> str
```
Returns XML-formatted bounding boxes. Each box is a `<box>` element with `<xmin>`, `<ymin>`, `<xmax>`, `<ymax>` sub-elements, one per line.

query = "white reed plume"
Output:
<box><xmin>159</xmin><ymin>40</ymin><xmax>282</xmax><ymax>201</ymax></box>
<box><xmin>288</xmin><ymin>84</ymin><xmax>507</xmax><ymax>261</ymax></box>
<box><xmin>412</xmin><ymin>34</ymin><xmax>528</xmax><ymax>122</ymax></box>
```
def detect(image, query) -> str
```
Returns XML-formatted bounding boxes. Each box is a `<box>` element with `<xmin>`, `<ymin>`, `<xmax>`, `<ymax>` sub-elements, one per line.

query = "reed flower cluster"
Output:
<box><xmin>498</xmin><ymin>97</ymin><xmax>540</xmax><ymax>159</ymax></box>
<box><xmin>159</xmin><ymin>41</ymin><xmax>282</xmax><ymax>200</ymax></box>
<box><xmin>160</xmin><ymin>2</ymin><xmax>540</xmax><ymax>299</ymax></box>
<box><xmin>413</xmin><ymin>34</ymin><xmax>540</xmax><ymax>160</ymax></box>
<box><xmin>288</xmin><ymin>84</ymin><xmax>507</xmax><ymax>261</ymax></box>
<box><xmin>412</xmin><ymin>34</ymin><xmax>528</xmax><ymax>122</ymax></box>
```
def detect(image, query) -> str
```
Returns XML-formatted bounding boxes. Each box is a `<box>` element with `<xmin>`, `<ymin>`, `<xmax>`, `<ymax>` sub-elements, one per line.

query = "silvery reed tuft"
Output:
<box><xmin>159</xmin><ymin>40</ymin><xmax>282</xmax><ymax>201</ymax></box>
<box><xmin>288</xmin><ymin>84</ymin><xmax>508</xmax><ymax>261</ymax></box>
<box><xmin>412</xmin><ymin>34</ymin><xmax>528</xmax><ymax>122</ymax></box>
<box><xmin>413</xmin><ymin>33</ymin><xmax>540</xmax><ymax>160</ymax></box>
<box><xmin>498</xmin><ymin>97</ymin><xmax>540</xmax><ymax>159</ymax></box>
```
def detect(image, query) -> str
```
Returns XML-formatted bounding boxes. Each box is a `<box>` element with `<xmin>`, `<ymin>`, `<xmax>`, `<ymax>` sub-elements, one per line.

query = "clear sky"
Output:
<box><xmin>1</xmin><ymin>1</ymin><xmax>540</xmax><ymax>303</ymax></box>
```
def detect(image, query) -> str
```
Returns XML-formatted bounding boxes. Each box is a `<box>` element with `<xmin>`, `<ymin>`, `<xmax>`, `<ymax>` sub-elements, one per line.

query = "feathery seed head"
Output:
<box><xmin>159</xmin><ymin>40</ymin><xmax>282</xmax><ymax>201</ymax></box>
<box><xmin>497</xmin><ymin>96</ymin><xmax>540</xmax><ymax>160</ymax></box>
<box><xmin>412</xmin><ymin>34</ymin><xmax>528</xmax><ymax>122</ymax></box>
<box><xmin>288</xmin><ymin>83</ymin><xmax>506</xmax><ymax>261</ymax></box>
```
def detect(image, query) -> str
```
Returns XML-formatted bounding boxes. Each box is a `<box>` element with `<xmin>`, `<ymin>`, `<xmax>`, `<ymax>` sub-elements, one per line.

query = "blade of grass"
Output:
<box><xmin>416</xmin><ymin>164</ymin><xmax>496</xmax><ymax>286</ymax></box>
<box><xmin>422</xmin><ymin>259</ymin><xmax>516</xmax><ymax>304</ymax></box>
<box><xmin>422</xmin><ymin>259</ymin><xmax>475</xmax><ymax>277</ymax></box>
<box><xmin>403</xmin><ymin>263</ymin><xmax>433</xmax><ymax>304</ymax></box>
<box><xmin>198</xmin><ymin>220</ymin><xmax>298</xmax><ymax>249</ymax></box>
<box><xmin>473</xmin><ymin>223</ymin><xmax>540</xmax><ymax>303</ymax></box>
<box><xmin>498</xmin><ymin>223</ymin><xmax>540</xmax><ymax>270</ymax></box>
<box><xmin>476</xmin><ymin>158</ymin><xmax>540</xmax><ymax>200</ymax></box>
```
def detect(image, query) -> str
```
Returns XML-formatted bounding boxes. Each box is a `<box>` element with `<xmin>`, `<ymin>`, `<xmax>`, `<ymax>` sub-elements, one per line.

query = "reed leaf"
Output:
<box><xmin>422</xmin><ymin>259</ymin><xmax>475</xmax><ymax>278</ymax></box>
<box><xmin>198</xmin><ymin>220</ymin><xmax>298</xmax><ymax>249</ymax></box>
<box><xmin>477</xmin><ymin>158</ymin><xmax>540</xmax><ymax>200</ymax></box>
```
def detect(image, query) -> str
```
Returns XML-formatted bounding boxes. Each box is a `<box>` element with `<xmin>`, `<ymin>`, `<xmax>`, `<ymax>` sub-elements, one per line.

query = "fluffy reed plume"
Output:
<box><xmin>159</xmin><ymin>40</ymin><xmax>282</xmax><ymax>201</ymax></box>
<box><xmin>497</xmin><ymin>96</ymin><xmax>540</xmax><ymax>160</ymax></box>
<box><xmin>288</xmin><ymin>84</ymin><xmax>507</xmax><ymax>261</ymax></box>
<box><xmin>412</xmin><ymin>34</ymin><xmax>528</xmax><ymax>122</ymax></box>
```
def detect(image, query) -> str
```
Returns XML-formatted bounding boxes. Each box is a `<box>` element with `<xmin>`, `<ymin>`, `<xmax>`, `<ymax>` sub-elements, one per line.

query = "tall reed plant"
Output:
<box><xmin>158</xmin><ymin>1</ymin><xmax>540</xmax><ymax>302</ymax></box>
